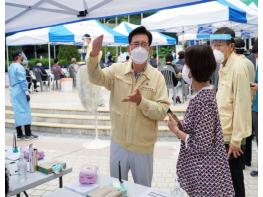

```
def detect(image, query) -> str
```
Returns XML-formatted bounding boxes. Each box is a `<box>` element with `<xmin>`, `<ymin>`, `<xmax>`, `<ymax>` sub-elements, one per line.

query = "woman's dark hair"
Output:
<box><xmin>213</xmin><ymin>27</ymin><xmax>235</xmax><ymax>44</ymax></box>
<box><xmin>165</xmin><ymin>54</ymin><xmax>173</xmax><ymax>62</ymax></box>
<box><xmin>128</xmin><ymin>26</ymin><xmax>152</xmax><ymax>45</ymax></box>
<box><xmin>252</xmin><ymin>38</ymin><xmax>258</xmax><ymax>54</ymax></box>
<box><xmin>178</xmin><ymin>51</ymin><xmax>185</xmax><ymax>59</ymax></box>
<box><xmin>185</xmin><ymin>45</ymin><xmax>216</xmax><ymax>83</ymax></box>
<box><xmin>54</xmin><ymin>58</ymin><xmax>59</xmax><ymax>64</ymax></box>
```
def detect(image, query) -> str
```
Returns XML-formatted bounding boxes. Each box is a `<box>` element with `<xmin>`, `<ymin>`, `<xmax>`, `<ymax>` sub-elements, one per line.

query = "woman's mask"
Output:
<box><xmin>182</xmin><ymin>65</ymin><xmax>192</xmax><ymax>85</ymax></box>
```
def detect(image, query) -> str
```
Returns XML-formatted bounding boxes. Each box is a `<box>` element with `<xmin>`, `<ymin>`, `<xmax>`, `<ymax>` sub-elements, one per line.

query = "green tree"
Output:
<box><xmin>57</xmin><ymin>45</ymin><xmax>80</xmax><ymax>67</ymax></box>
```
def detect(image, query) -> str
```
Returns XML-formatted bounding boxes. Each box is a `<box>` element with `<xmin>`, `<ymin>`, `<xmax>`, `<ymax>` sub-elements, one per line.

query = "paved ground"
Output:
<box><xmin>5</xmin><ymin>85</ymin><xmax>188</xmax><ymax>110</ymax></box>
<box><xmin>5</xmin><ymin>87</ymin><xmax>258</xmax><ymax>196</ymax></box>
<box><xmin>5</xmin><ymin>131</ymin><xmax>258</xmax><ymax>197</ymax></box>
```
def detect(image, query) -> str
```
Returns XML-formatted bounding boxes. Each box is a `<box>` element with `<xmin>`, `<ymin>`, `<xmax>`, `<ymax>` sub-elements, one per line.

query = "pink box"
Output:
<box><xmin>79</xmin><ymin>165</ymin><xmax>97</xmax><ymax>184</ymax></box>
<box><xmin>23</xmin><ymin>147</ymin><xmax>45</xmax><ymax>161</ymax></box>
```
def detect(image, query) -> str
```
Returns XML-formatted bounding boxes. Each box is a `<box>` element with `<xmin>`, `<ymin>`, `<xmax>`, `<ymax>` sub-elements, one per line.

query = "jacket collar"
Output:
<box><xmin>222</xmin><ymin>52</ymin><xmax>236</xmax><ymax>71</ymax></box>
<box><xmin>124</xmin><ymin>61</ymin><xmax>152</xmax><ymax>80</ymax></box>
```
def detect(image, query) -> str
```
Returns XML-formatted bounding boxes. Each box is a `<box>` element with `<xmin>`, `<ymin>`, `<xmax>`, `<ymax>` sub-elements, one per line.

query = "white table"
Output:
<box><xmin>44</xmin><ymin>176</ymin><xmax>150</xmax><ymax>197</ymax></box>
<box><xmin>7</xmin><ymin>162</ymin><xmax>72</xmax><ymax>197</ymax></box>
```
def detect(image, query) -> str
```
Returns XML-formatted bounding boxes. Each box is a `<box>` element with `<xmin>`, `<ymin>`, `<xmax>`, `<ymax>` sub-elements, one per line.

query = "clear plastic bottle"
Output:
<box><xmin>171</xmin><ymin>177</ymin><xmax>185</xmax><ymax>197</ymax></box>
<box><xmin>17</xmin><ymin>152</ymin><xmax>27</xmax><ymax>180</ymax></box>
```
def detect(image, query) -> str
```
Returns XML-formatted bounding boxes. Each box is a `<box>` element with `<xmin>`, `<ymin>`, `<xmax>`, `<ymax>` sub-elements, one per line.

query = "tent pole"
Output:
<box><xmin>116</xmin><ymin>46</ymin><xmax>118</xmax><ymax>61</ymax></box>
<box><xmin>34</xmin><ymin>45</ymin><xmax>37</xmax><ymax>58</ymax></box>
<box><xmin>104</xmin><ymin>47</ymin><xmax>107</xmax><ymax>65</ymax></box>
<box><xmin>6</xmin><ymin>45</ymin><xmax>9</xmax><ymax>72</ymax></box>
<box><xmin>53</xmin><ymin>45</ymin><xmax>56</xmax><ymax>59</ymax></box>
<box><xmin>48</xmin><ymin>43</ymin><xmax>51</xmax><ymax>91</ymax></box>
<box><xmin>156</xmin><ymin>45</ymin><xmax>159</xmax><ymax>66</ymax></box>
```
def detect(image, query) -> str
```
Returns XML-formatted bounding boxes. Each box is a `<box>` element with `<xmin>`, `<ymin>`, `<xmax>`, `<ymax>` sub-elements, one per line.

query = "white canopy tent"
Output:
<box><xmin>113</xmin><ymin>22</ymin><xmax>176</xmax><ymax>46</ymax></box>
<box><xmin>6</xmin><ymin>20</ymin><xmax>128</xmax><ymax>85</ymax></box>
<box><xmin>141</xmin><ymin>0</ymin><xmax>257</xmax><ymax>36</ymax></box>
<box><xmin>5</xmin><ymin>0</ymin><xmax>215</xmax><ymax>34</ymax></box>
<box><xmin>6</xmin><ymin>20</ymin><xmax>127</xmax><ymax>46</ymax></box>
<box><xmin>113</xmin><ymin>21</ymin><xmax>176</xmax><ymax>62</ymax></box>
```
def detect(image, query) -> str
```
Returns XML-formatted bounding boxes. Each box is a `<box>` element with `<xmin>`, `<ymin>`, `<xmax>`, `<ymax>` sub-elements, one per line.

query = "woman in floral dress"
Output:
<box><xmin>168</xmin><ymin>45</ymin><xmax>235</xmax><ymax>196</ymax></box>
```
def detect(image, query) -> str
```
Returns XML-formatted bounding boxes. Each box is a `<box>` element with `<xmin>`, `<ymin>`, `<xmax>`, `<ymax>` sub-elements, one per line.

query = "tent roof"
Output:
<box><xmin>6</xmin><ymin>20</ymin><xmax>128</xmax><ymax>46</ymax></box>
<box><xmin>5</xmin><ymin>0</ymin><xmax>214</xmax><ymax>34</ymax></box>
<box><xmin>141</xmin><ymin>0</ymin><xmax>257</xmax><ymax>32</ymax></box>
<box><xmin>114</xmin><ymin>21</ymin><xmax>176</xmax><ymax>45</ymax></box>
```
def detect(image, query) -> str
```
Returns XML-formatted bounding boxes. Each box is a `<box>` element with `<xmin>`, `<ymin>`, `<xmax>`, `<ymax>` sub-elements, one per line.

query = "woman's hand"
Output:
<box><xmin>168</xmin><ymin>113</ymin><xmax>180</xmax><ymax>136</ymax></box>
<box><xmin>168</xmin><ymin>113</ymin><xmax>188</xmax><ymax>141</ymax></box>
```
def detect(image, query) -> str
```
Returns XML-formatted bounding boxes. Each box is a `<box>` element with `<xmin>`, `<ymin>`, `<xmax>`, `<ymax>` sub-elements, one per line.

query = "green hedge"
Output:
<box><xmin>57</xmin><ymin>45</ymin><xmax>80</xmax><ymax>66</ymax></box>
<box><xmin>28</xmin><ymin>58</ymin><xmax>53</xmax><ymax>68</ymax></box>
<box><xmin>27</xmin><ymin>58</ymin><xmax>69</xmax><ymax>68</ymax></box>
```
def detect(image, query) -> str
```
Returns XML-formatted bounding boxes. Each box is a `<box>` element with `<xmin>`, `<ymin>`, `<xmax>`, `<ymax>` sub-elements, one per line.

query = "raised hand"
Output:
<box><xmin>90</xmin><ymin>35</ymin><xmax>103</xmax><ymax>57</ymax></box>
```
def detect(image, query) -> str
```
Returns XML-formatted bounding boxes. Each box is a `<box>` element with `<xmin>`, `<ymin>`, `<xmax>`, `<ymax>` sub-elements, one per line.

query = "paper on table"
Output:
<box><xmin>65</xmin><ymin>181</ymin><xmax>99</xmax><ymax>196</ymax></box>
<box><xmin>139</xmin><ymin>188</ymin><xmax>171</xmax><ymax>197</ymax></box>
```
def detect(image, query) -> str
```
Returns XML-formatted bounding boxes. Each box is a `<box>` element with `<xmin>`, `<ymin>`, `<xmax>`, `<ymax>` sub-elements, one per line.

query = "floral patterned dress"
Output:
<box><xmin>177</xmin><ymin>87</ymin><xmax>235</xmax><ymax>197</ymax></box>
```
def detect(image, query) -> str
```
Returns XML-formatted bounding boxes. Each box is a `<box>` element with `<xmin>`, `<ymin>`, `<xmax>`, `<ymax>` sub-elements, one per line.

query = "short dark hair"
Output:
<box><xmin>234</xmin><ymin>37</ymin><xmax>245</xmax><ymax>54</ymax></box>
<box><xmin>213</xmin><ymin>27</ymin><xmax>235</xmax><ymax>44</ymax></box>
<box><xmin>128</xmin><ymin>26</ymin><xmax>152</xmax><ymax>45</ymax></box>
<box><xmin>12</xmin><ymin>49</ymin><xmax>23</xmax><ymax>60</ymax></box>
<box><xmin>54</xmin><ymin>58</ymin><xmax>59</xmax><ymax>64</ymax></box>
<box><xmin>83</xmin><ymin>34</ymin><xmax>91</xmax><ymax>38</ymax></box>
<box><xmin>178</xmin><ymin>51</ymin><xmax>185</xmax><ymax>59</ymax></box>
<box><xmin>185</xmin><ymin>45</ymin><xmax>216</xmax><ymax>83</ymax></box>
<box><xmin>165</xmin><ymin>54</ymin><xmax>173</xmax><ymax>62</ymax></box>
<box><xmin>252</xmin><ymin>38</ymin><xmax>258</xmax><ymax>54</ymax></box>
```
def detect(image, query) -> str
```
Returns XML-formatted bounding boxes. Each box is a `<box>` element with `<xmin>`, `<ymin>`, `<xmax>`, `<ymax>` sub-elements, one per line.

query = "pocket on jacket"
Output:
<box><xmin>140</xmin><ymin>86</ymin><xmax>156</xmax><ymax>99</ymax></box>
<box><xmin>135</xmin><ymin>115</ymin><xmax>157</xmax><ymax>146</ymax></box>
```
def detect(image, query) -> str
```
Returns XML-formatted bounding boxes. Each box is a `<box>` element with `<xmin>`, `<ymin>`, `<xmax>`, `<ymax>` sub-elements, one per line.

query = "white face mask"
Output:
<box><xmin>182</xmin><ymin>65</ymin><xmax>192</xmax><ymax>85</ymax></box>
<box><xmin>213</xmin><ymin>49</ymin><xmax>224</xmax><ymax>64</ymax></box>
<box><xmin>130</xmin><ymin>47</ymin><xmax>149</xmax><ymax>64</ymax></box>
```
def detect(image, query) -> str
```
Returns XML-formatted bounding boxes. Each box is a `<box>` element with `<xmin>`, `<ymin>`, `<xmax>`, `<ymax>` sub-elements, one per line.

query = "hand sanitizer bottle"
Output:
<box><xmin>171</xmin><ymin>177</ymin><xmax>184</xmax><ymax>197</ymax></box>
<box><xmin>17</xmin><ymin>153</ymin><xmax>27</xmax><ymax>180</ymax></box>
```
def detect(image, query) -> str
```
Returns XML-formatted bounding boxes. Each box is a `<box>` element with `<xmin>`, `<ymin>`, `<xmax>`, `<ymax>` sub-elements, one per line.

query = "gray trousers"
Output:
<box><xmin>110</xmin><ymin>140</ymin><xmax>153</xmax><ymax>187</ymax></box>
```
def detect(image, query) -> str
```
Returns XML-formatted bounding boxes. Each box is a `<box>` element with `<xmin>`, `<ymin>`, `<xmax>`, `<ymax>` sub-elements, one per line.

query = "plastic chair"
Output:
<box><xmin>33</xmin><ymin>68</ymin><xmax>44</xmax><ymax>91</ymax></box>
<box><xmin>159</xmin><ymin>65</ymin><xmax>177</xmax><ymax>104</ymax></box>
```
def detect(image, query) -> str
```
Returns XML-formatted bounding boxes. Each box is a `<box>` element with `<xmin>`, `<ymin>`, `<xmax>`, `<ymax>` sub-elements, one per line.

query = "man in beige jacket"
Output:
<box><xmin>87</xmin><ymin>26</ymin><xmax>169</xmax><ymax>186</ymax></box>
<box><xmin>234</xmin><ymin>37</ymin><xmax>255</xmax><ymax>167</ymax></box>
<box><xmin>213</xmin><ymin>27</ymin><xmax>252</xmax><ymax>197</ymax></box>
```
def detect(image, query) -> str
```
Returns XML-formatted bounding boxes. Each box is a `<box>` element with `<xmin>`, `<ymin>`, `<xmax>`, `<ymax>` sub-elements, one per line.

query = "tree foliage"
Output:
<box><xmin>57</xmin><ymin>45</ymin><xmax>80</xmax><ymax>66</ymax></box>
